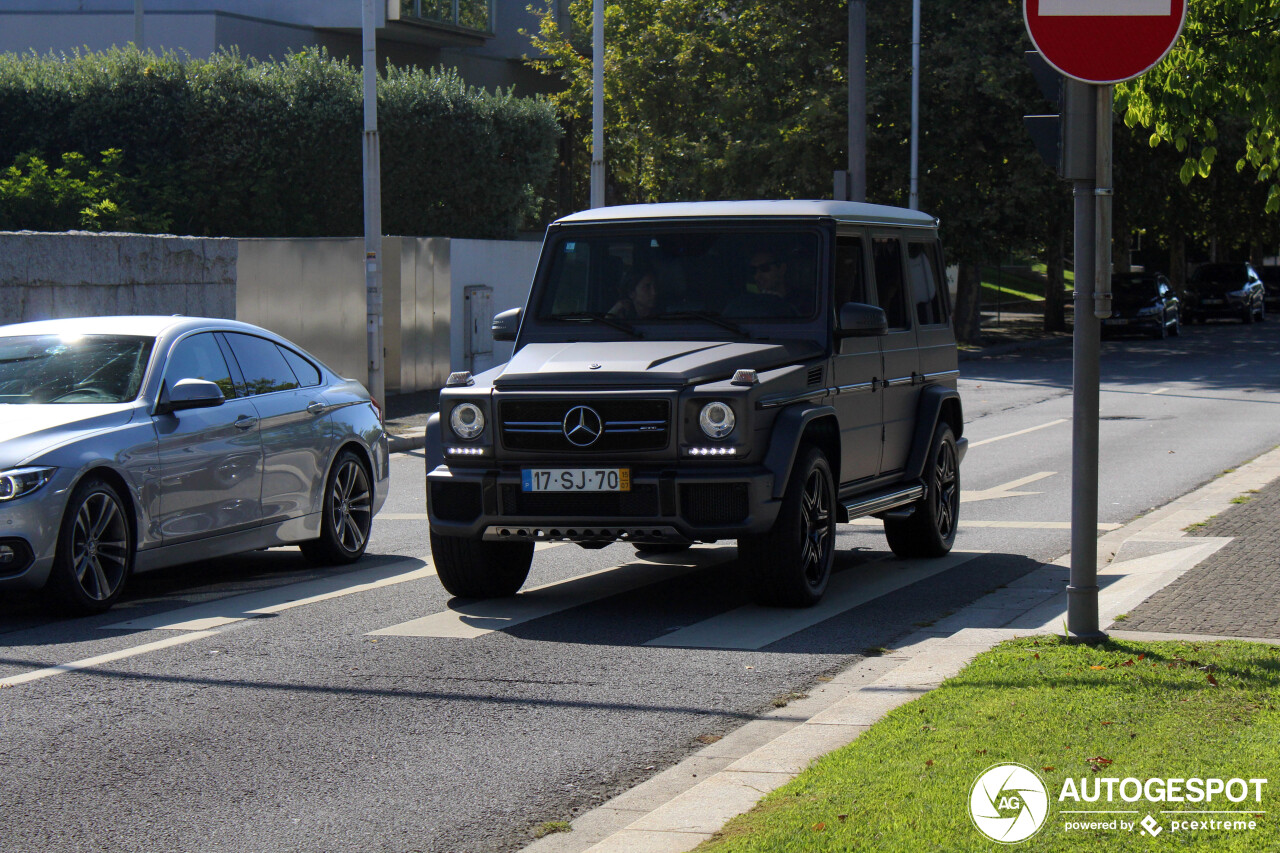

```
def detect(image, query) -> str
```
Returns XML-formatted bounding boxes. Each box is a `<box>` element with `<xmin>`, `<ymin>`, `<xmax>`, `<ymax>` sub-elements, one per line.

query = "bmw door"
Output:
<box><xmin>152</xmin><ymin>331</ymin><xmax>263</xmax><ymax>543</ymax></box>
<box><xmin>221</xmin><ymin>332</ymin><xmax>332</xmax><ymax>526</ymax></box>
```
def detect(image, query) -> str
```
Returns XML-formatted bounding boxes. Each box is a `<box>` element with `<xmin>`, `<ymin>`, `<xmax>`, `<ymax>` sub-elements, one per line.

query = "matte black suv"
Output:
<box><xmin>425</xmin><ymin>201</ymin><xmax>966</xmax><ymax>607</ymax></box>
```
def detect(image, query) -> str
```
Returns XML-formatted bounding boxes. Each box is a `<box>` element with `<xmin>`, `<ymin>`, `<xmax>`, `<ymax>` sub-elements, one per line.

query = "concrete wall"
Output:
<box><xmin>0</xmin><ymin>230</ymin><xmax>542</xmax><ymax>395</ymax></box>
<box><xmin>0</xmin><ymin>232</ymin><xmax>236</xmax><ymax>324</ymax></box>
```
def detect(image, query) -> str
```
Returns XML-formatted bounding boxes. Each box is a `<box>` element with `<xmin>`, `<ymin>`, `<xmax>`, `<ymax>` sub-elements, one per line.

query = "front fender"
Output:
<box><xmin>762</xmin><ymin>403</ymin><xmax>838</xmax><ymax>499</ymax></box>
<box><xmin>424</xmin><ymin>412</ymin><xmax>443</xmax><ymax>472</ymax></box>
<box><xmin>904</xmin><ymin>386</ymin><xmax>964</xmax><ymax>480</ymax></box>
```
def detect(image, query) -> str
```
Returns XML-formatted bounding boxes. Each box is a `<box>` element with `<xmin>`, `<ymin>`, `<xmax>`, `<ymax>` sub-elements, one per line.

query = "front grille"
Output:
<box><xmin>499</xmin><ymin>399</ymin><xmax>670</xmax><ymax>453</ymax></box>
<box><xmin>429</xmin><ymin>481</ymin><xmax>483</xmax><ymax>523</ymax></box>
<box><xmin>680</xmin><ymin>484</ymin><xmax>750</xmax><ymax>526</ymax></box>
<box><xmin>500</xmin><ymin>484</ymin><xmax>660</xmax><ymax>517</ymax></box>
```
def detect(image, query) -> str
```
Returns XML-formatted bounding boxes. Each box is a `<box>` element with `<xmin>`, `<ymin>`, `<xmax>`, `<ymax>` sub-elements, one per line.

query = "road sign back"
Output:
<box><xmin>1024</xmin><ymin>0</ymin><xmax>1186</xmax><ymax>84</ymax></box>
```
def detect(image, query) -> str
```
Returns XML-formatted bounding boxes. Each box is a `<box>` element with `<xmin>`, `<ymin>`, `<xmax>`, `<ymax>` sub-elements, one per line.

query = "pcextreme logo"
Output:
<box><xmin>970</xmin><ymin>764</ymin><xmax>1050</xmax><ymax>844</ymax></box>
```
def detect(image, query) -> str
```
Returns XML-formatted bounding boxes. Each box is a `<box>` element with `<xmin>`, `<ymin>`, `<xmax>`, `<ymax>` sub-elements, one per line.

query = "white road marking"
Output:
<box><xmin>370</xmin><ymin>551</ymin><xmax>733</xmax><ymax>639</ymax></box>
<box><xmin>1151</xmin><ymin>388</ymin><xmax>1170</xmax><ymax>395</ymax></box>
<box><xmin>102</xmin><ymin>557</ymin><xmax>434</xmax><ymax>632</ymax></box>
<box><xmin>645</xmin><ymin>551</ymin><xmax>984</xmax><ymax>650</ymax></box>
<box><xmin>962</xmin><ymin>471</ymin><xmax>1057</xmax><ymax>503</ymax></box>
<box><xmin>968</xmin><ymin>419</ymin><xmax>1067</xmax><ymax>448</ymax></box>
<box><xmin>0</xmin><ymin>630</ymin><xmax>221</xmax><ymax>688</ymax></box>
<box><xmin>847</xmin><ymin>519</ymin><xmax>1121</xmax><ymax>531</ymax></box>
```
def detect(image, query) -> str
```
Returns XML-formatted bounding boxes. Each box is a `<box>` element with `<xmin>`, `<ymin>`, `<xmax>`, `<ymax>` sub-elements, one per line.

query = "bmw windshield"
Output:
<box><xmin>0</xmin><ymin>334</ymin><xmax>154</xmax><ymax>404</ymax></box>
<box><xmin>536</xmin><ymin>227</ymin><xmax>823</xmax><ymax>337</ymax></box>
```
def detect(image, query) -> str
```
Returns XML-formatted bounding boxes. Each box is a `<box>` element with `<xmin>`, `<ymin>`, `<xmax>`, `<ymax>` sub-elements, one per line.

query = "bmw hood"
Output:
<box><xmin>0</xmin><ymin>404</ymin><xmax>137</xmax><ymax>467</ymax></box>
<box><xmin>492</xmin><ymin>340</ymin><xmax>823</xmax><ymax>388</ymax></box>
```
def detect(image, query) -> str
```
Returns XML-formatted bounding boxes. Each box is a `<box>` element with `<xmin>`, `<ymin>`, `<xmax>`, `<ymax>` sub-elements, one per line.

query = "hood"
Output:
<box><xmin>493</xmin><ymin>339</ymin><xmax>823</xmax><ymax>388</ymax></box>
<box><xmin>0</xmin><ymin>404</ymin><xmax>136</xmax><ymax>467</ymax></box>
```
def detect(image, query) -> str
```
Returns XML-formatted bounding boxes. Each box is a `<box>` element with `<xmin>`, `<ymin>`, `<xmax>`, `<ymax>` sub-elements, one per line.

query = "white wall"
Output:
<box><xmin>450</xmin><ymin>237</ymin><xmax>543</xmax><ymax>374</ymax></box>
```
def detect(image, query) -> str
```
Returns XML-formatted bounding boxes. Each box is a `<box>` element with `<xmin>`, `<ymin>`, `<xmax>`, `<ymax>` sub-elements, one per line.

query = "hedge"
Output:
<box><xmin>0</xmin><ymin>46</ymin><xmax>562</xmax><ymax>239</ymax></box>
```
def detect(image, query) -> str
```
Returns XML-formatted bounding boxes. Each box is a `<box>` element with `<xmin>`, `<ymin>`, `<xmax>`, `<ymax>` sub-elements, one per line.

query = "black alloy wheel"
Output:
<box><xmin>741</xmin><ymin>445</ymin><xmax>836</xmax><ymax>607</ymax></box>
<box><xmin>46</xmin><ymin>477</ymin><xmax>134</xmax><ymax>614</ymax></box>
<box><xmin>301</xmin><ymin>450</ymin><xmax>374</xmax><ymax>565</ymax></box>
<box><xmin>885</xmin><ymin>424</ymin><xmax>960</xmax><ymax>559</ymax></box>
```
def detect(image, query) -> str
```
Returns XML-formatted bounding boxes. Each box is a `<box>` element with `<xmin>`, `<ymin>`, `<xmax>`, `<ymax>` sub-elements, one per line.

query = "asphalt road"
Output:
<box><xmin>3</xmin><ymin>317</ymin><xmax>1279</xmax><ymax>853</ymax></box>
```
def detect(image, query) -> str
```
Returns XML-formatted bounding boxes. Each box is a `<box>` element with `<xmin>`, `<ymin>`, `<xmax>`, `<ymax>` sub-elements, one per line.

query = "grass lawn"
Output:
<box><xmin>696</xmin><ymin>638</ymin><xmax>1280</xmax><ymax>852</ymax></box>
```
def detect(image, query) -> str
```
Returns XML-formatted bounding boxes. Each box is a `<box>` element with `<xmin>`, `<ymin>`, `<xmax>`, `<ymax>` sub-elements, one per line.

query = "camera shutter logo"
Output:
<box><xmin>969</xmin><ymin>763</ymin><xmax>1050</xmax><ymax>843</ymax></box>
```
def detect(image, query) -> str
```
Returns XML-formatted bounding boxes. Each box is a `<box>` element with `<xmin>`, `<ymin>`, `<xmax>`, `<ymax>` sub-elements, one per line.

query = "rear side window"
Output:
<box><xmin>907</xmin><ymin>241</ymin><xmax>947</xmax><ymax>326</ymax></box>
<box><xmin>834</xmin><ymin>236</ymin><xmax>867</xmax><ymax>305</ymax></box>
<box><xmin>871</xmin><ymin>237</ymin><xmax>909</xmax><ymax>329</ymax></box>
<box><xmin>164</xmin><ymin>333</ymin><xmax>237</xmax><ymax>399</ymax></box>
<box><xmin>278</xmin><ymin>346</ymin><xmax>321</xmax><ymax>387</ymax></box>
<box><xmin>223</xmin><ymin>333</ymin><xmax>299</xmax><ymax>395</ymax></box>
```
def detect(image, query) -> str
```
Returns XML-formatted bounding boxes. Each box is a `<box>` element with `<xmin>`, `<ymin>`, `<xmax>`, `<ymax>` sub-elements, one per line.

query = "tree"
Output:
<box><xmin>1119</xmin><ymin>0</ymin><xmax>1280</xmax><ymax>214</ymax></box>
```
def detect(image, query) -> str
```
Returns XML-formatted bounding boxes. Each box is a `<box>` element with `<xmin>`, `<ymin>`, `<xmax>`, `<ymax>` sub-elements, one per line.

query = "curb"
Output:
<box><xmin>958</xmin><ymin>334</ymin><xmax>1071</xmax><ymax>361</ymax></box>
<box><xmin>386</xmin><ymin>429</ymin><xmax>426</xmax><ymax>454</ymax></box>
<box><xmin>520</xmin><ymin>444</ymin><xmax>1280</xmax><ymax>853</ymax></box>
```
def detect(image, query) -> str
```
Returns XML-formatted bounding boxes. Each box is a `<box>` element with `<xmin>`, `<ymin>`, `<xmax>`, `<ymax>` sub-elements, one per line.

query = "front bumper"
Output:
<box><xmin>0</xmin><ymin>474</ymin><xmax>74</xmax><ymax>591</ymax></box>
<box><xmin>427</xmin><ymin>462</ymin><xmax>781</xmax><ymax>545</ymax></box>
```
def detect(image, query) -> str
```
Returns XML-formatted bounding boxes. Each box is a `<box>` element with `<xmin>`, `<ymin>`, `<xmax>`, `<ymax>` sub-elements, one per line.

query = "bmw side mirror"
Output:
<box><xmin>491</xmin><ymin>307</ymin><xmax>522</xmax><ymax>342</ymax></box>
<box><xmin>836</xmin><ymin>302</ymin><xmax>888</xmax><ymax>337</ymax></box>
<box><xmin>157</xmin><ymin>378</ymin><xmax>226</xmax><ymax>415</ymax></box>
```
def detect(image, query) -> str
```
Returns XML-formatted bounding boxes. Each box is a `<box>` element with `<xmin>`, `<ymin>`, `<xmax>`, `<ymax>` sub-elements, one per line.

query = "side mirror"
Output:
<box><xmin>157</xmin><ymin>378</ymin><xmax>226</xmax><ymax>415</ymax></box>
<box><xmin>491</xmin><ymin>306</ymin><xmax>522</xmax><ymax>342</ymax></box>
<box><xmin>836</xmin><ymin>302</ymin><xmax>888</xmax><ymax>337</ymax></box>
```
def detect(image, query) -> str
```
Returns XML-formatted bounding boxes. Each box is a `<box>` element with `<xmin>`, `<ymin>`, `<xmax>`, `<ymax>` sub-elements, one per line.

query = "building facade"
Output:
<box><xmin>0</xmin><ymin>0</ymin><xmax>566</xmax><ymax>94</ymax></box>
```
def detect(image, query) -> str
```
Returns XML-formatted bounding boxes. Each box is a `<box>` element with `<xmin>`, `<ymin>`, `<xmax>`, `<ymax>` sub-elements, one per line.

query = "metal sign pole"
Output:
<box><xmin>1067</xmin><ymin>82</ymin><xmax>1109</xmax><ymax>641</ymax></box>
<box><xmin>361</xmin><ymin>0</ymin><xmax>385</xmax><ymax>407</ymax></box>
<box><xmin>590</xmin><ymin>0</ymin><xmax>605</xmax><ymax>209</ymax></box>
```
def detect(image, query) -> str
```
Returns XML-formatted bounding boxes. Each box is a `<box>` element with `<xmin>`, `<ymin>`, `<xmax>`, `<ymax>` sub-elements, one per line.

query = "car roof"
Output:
<box><xmin>554</xmin><ymin>200</ymin><xmax>938</xmax><ymax>229</ymax></box>
<box><xmin>0</xmin><ymin>315</ymin><xmax>265</xmax><ymax>339</ymax></box>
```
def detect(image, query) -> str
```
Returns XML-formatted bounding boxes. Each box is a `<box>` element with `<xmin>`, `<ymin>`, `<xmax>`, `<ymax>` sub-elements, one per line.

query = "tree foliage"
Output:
<box><xmin>1119</xmin><ymin>0</ymin><xmax>1280</xmax><ymax>214</ymax></box>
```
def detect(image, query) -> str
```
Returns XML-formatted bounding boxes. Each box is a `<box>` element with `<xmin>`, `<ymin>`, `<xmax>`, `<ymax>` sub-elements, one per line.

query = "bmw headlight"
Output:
<box><xmin>449</xmin><ymin>403</ymin><xmax>485</xmax><ymax>440</ymax></box>
<box><xmin>0</xmin><ymin>467</ymin><xmax>55</xmax><ymax>501</ymax></box>
<box><xmin>698</xmin><ymin>402</ymin><xmax>736</xmax><ymax>439</ymax></box>
<box><xmin>1228</xmin><ymin>289</ymin><xmax>1248</xmax><ymax>298</ymax></box>
<box><xmin>1136</xmin><ymin>305</ymin><xmax>1161</xmax><ymax>317</ymax></box>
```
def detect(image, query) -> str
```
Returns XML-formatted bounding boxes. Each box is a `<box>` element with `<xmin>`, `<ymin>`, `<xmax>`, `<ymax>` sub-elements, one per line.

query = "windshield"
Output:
<box><xmin>1110</xmin><ymin>275</ymin><xmax>1159</xmax><ymax>298</ymax></box>
<box><xmin>0</xmin><ymin>334</ymin><xmax>154</xmax><ymax>404</ymax></box>
<box><xmin>536</xmin><ymin>227</ymin><xmax>822</xmax><ymax>331</ymax></box>
<box><xmin>1192</xmin><ymin>264</ymin><xmax>1247</xmax><ymax>284</ymax></box>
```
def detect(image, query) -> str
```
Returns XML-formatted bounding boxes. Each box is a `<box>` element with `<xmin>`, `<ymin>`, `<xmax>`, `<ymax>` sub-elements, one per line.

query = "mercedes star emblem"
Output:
<box><xmin>562</xmin><ymin>405</ymin><xmax>604</xmax><ymax>446</ymax></box>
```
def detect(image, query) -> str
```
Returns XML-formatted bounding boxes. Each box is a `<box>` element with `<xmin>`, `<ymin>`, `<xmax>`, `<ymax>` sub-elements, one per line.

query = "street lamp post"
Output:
<box><xmin>590</xmin><ymin>0</ymin><xmax>605</xmax><ymax>209</ymax></box>
<box><xmin>361</xmin><ymin>0</ymin><xmax>385</xmax><ymax>408</ymax></box>
<box><xmin>134</xmin><ymin>0</ymin><xmax>144</xmax><ymax>49</ymax></box>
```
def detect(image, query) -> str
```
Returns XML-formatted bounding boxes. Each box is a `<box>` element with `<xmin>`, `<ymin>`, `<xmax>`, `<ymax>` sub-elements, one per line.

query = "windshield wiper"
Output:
<box><xmin>547</xmin><ymin>312</ymin><xmax>644</xmax><ymax>338</ymax></box>
<box><xmin>659</xmin><ymin>311</ymin><xmax>755</xmax><ymax>339</ymax></box>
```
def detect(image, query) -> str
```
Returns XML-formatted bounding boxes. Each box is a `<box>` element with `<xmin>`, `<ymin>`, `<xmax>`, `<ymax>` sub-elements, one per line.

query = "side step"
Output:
<box><xmin>842</xmin><ymin>483</ymin><xmax>925</xmax><ymax>521</ymax></box>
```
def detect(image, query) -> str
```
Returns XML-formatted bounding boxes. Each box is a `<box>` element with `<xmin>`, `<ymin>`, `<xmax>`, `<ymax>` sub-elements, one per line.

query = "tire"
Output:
<box><xmin>431</xmin><ymin>530</ymin><xmax>534</xmax><ymax>598</ymax></box>
<box><xmin>884</xmin><ymin>424</ymin><xmax>960</xmax><ymax>559</ymax></box>
<box><xmin>1170</xmin><ymin>314</ymin><xmax>1181</xmax><ymax>337</ymax></box>
<box><xmin>1242</xmin><ymin>303</ymin><xmax>1255</xmax><ymax>324</ymax></box>
<box><xmin>44</xmin><ymin>477</ymin><xmax>134</xmax><ymax>615</ymax></box>
<box><xmin>300</xmin><ymin>449</ymin><xmax>373</xmax><ymax>566</ymax></box>
<box><xmin>1153</xmin><ymin>318</ymin><xmax>1167</xmax><ymax>340</ymax></box>
<box><xmin>739</xmin><ymin>446</ymin><xmax>836</xmax><ymax>608</ymax></box>
<box><xmin>634</xmin><ymin>543</ymin><xmax>691</xmax><ymax>555</ymax></box>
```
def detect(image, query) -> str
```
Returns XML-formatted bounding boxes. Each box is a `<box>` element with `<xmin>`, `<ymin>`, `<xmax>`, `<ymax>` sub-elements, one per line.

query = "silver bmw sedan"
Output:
<box><xmin>0</xmin><ymin>316</ymin><xmax>389</xmax><ymax>614</ymax></box>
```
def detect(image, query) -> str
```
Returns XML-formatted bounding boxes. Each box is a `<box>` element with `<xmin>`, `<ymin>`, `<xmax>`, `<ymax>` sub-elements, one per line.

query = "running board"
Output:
<box><xmin>842</xmin><ymin>483</ymin><xmax>925</xmax><ymax>520</ymax></box>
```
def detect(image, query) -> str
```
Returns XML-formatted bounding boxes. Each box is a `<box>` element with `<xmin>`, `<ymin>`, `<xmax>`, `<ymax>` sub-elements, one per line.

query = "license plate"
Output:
<box><xmin>1202</xmin><ymin>298</ymin><xmax>1224</xmax><ymax>305</ymax></box>
<box><xmin>1103</xmin><ymin>318</ymin><xmax>1128</xmax><ymax>326</ymax></box>
<box><xmin>522</xmin><ymin>468</ymin><xmax>631</xmax><ymax>492</ymax></box>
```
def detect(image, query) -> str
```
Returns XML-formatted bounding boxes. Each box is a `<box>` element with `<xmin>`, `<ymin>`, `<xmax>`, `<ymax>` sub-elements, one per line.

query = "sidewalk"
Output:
<box><xmin>521</xmin><ymin>446</ymin><xmax>1280</xmax><ymax>853</ymax></box>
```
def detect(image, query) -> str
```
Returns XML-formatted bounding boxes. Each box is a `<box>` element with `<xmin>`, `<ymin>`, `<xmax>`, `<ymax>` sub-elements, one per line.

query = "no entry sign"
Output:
<box><xmin>1024</xmin><ymin>0</ymin><xmax>1187</xmax><ymax>84</ymax></box>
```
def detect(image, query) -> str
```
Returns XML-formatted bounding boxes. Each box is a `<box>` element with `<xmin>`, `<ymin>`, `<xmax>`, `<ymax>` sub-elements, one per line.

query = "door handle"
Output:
<box><xmin>234</xmin><ymin>415</ymin><xmax>259</xmax><ymax>430</ymax></box>
<box><xmin>306</xmin><ymin>401</ymin><xmax>327</xmax><ymax>416</ymax></box>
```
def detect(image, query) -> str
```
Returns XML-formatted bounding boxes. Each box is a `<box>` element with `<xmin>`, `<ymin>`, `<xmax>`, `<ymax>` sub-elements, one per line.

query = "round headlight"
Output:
<box><xmin>698</xmin><ymin>402</ymin><xmax>736</xmax><ymax>439</ymax></box>
<box><xmin>449</xmin><ymin>403</ymin><xmax>485</xmax><ymax>440</ymax></box>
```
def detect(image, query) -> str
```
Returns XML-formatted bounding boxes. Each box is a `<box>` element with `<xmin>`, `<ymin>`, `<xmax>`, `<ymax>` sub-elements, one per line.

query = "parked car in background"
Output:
<box><xmin>1184</xmin><ymin>262</ymin><xmax>1266</xmax><ymax>324</ymax></box>
<box><xmin>0</xmin><ymin>316</ymin><xmax>389</xmax><ymax>614</ymax></box>
<box><xmin>1102</xmin><ymin>272</ymin><xmax>1180</xmax><ymax>339</ymax></box>
<box><xmin>1261</xmin><ymin>264</ymin><xmax>1280</xmax><ymax>312</ymax></box>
